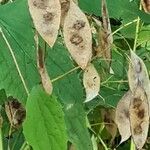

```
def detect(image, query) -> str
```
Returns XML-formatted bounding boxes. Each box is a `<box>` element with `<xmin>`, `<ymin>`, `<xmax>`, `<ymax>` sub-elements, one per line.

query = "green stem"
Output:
<box><xmin>0</xmin><ymin>128</ymin><xmax>3</xmax><ymax>150</ymax></box>
<box><xmin>130</xmin><ymin>139</ymin><xmax>136</xmax><ymax>150</ymax></box>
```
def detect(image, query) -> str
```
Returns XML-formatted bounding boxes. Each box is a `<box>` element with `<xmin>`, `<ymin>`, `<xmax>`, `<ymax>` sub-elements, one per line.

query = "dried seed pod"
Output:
<box><xmin>115</xmin><ymin>91</ymin><xmax>132</xmax><ymax>143</ymax></box>
<box><xmin>35</xmin><ymin>33</ymin><xmax>53</xmax><ymax>94</ymax></box>
<box><xmin>97</xmin><ymin>0</ymin><xmax>113</xmax><ymax>67</ymax></box>
<box><xmin>128</xmin><ymin>51</ymin><xmax>150</xmax><ymax>112</ymax></box>
<box><xmin>28</xmin><ymin>0</ymin><xmax>61</xmax><ymax>47</ymax></box>
<box><xmin>5</xmin><ymin>97</ymin><xmax>26</xmax><ymax>129</ymax></box>
<box><xmin>141</xmin><ymin>0</ymin><xmax>150</xmax><ymax>13</ymax></box>
<box><xmin>83</xmin><ymin>64</ymin><xmax>100</xmax><ymax>102</ymax></box>
<box><xmin>63</xmin><ymin>0</ymin><xmax>92</xmax><ymax>69</ymax></box>
<box><xmin>60</xmin><ymin>0</ymin><xmax>70</xmax><ymax>27</ymax></box>
<box><xmin>101</xmin><ymin>109</ymin><xmax>117</xmax><ymax>142</ymax></box>
<box><xmin>129</xmin><ymin>85</ymin><xmax>149</xmax><ymax>149</ymax></box>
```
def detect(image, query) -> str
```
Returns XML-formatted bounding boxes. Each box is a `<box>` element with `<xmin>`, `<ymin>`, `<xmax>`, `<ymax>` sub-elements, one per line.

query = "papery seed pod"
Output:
<box><xmin>97</xmin><ymin>0</ymin><xmax>113</xmax><ymax>68</ymax></box>
<box><xmin>129</xmin><ymin>85</ymin><xmax>149</xmax><ymax>149</ymax></box>
<box><xmin>63</xmin><ymin>0</ymin><xmax>92</xmax><ymax>69</ymax></box>
<box><xmin>83</xmin><ymin>64</ymin><xmax>100</xmax><ymax>102</ymax></box>
<box><xmin>28</xmin><ymin>0</ymin><xmax>61</xmax><ymax>47</ymax></box>
<box><xmin>35</xmin><ymin>33</ymin><xmax>53</xmax><ymax>95</ymax></box>
<box><xmin>116</xmin><ymin>91</ymin><xmax>132</xmax><ymax>143</ymax></box>
<box><xmin>128</xmin><ymin>51</ymin><xmax>150</xmax><ymax>112</ymax></box>
<box><xmin>5</xmin><ymin>97</ymin><xmax>26</xmax><ymax>129</ymax></box>
<box><xmin>141</xmin><ymin>0</ymin><xmax>150</xmax><ymax>13</ymax></box>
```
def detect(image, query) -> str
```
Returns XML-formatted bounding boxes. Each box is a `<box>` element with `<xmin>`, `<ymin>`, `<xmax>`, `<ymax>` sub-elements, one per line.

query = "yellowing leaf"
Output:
<box><xmin>115</xmin><ymin>91</ymin><xmax>132</xmax><ymax>143</ymax></box>
<box><xmin>35</xmin><ymin>33</ymin><xmax>53</xmax><ymax>94</ymax></box>
<box><xmin>141</xmin><ymin>0</ymin><xmax>150</xmax><ymax>13</ymax></box>
<box><xmin>83</xmin><ymin>64</ymin><xmax>100</xmax><ymax>102</ymax></box>
<box><xmin>129</xmin><ymin>85</ymin><xmax>149</xmax><ymax>149</ymax></box>
<box><xmin>28</xmin><ymin>0</ymin><xmax>61</xmax><ymax>47</ymax></box>
<box><xmin>97</xmin><ymin>0</ymin><xmax>113</xmax><ymax>67</ymax></box>
<box><xmin>63</xmin><ymin>0</ymin><xmax>92</xmax><ymax>69</ymax></box>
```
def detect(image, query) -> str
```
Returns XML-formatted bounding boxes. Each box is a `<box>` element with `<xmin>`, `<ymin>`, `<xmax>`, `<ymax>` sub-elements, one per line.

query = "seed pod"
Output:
<box><xmin>141</xmin><ymin>0</ymin><xmax>150</xmax><ymax>13</ymax></box>
<box><xmin>101</xmin><ymin>108</ymin><xmax>117</xmax><ymax>142</ymax></box>
<box><xmin>63</xmin><ymin>0</ymin><xmax>92</xmax><ymax>69</ymax></box>
<box><xmin>97</xmin><ymin>0</ymin><xmax>113</xmax><ymax>68</ymax></box>
<box><xmin>129</xmin><ymin>85</ymin><xmax>149</xmax><ymax>149</ymax></box>
<box><xmin>115</xmin><ymin>91</ymin><xmax>132</xmax><ymax>143</ymax></box>
<box><xmin>35</xmin><ymin>33</ymin><xmax>53</xmax><ymax>94</ymax></box>
<box><xmin>128</xmin><ymin>51</ymin><xmax>150</xmax><ymax>112</ymax></box>
<box><xmin>5</xmin><ymin>97</ymin><xmax>26</xmax><ymax>129</ymax></box>
<box><xmin>28</xmin><ymin>0</ymin><xmax>61</xmax><ymax>47</ymax></box>
<box><xmin>83</xmin><ymin>64</ymin><xmax>100</xmax><ymax>102</ymax></box>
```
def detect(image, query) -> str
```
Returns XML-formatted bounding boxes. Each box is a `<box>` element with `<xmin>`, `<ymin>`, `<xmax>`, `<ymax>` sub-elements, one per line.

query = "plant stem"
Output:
<box><xmin>130</xmin><ymin>139</ymin><xmax>136</xmax><ymax>150</ymax></box>
<box><xmin>0</xmin><ymin>128</ymin><xmax>3</xmax><ymax>150</ymax></box>
<box><xmin>111</xmin><ymin>19</ymin><xmax>137</xmax><ymax>36</ymax></box>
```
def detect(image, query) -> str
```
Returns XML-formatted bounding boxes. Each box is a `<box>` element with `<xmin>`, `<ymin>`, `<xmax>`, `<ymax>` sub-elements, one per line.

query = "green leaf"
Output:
<box><xmin>64</xmin><ymin>103</ymin><xmax>93</xmax><ymax>150</ymax></box>
<box><xmin>23</xmin><ymin>86</ymin><xmax>67</xmax><ymax>150</ymax></box>
<box><xmin>0</xmin><ymin>0</ymin><xmax>39</xmax><ymax>103</ymax></box>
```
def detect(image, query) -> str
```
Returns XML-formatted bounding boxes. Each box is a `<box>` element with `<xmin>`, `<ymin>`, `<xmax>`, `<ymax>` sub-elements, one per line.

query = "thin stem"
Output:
<box><xmin>130</xmin><ymin>139</ymin><xmax>136</xmax><ymax>150</ymax></box>
<box><xmin>0</xmin><ymin>28</ymin><xmax>29</xmax><ymax>96</ymax></box>
<box><xmin>111</xmin><ymin>19</ymin><xmax>137</xmax><ymax>36</ymax></box>
<box><xmin>0</xmin><ymin>128</ymin><xmax>3</xmax><ymax>150</ymax></box>
<box><xmin>51</xmin><ymin>66</ymin><xmax>80</xmax><ymax>83</ymax></box>
<box><xmin>133</xmin><ymin>3</ymin><xmax>142</xmax><ymax>52</ymax></box>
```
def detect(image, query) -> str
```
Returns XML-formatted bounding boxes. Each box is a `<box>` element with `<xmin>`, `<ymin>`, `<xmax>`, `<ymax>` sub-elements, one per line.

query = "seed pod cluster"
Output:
<box><xmin>116</xmin><ymin>51</ymin><xmax>150</xmax><ymax>149</ymax></box>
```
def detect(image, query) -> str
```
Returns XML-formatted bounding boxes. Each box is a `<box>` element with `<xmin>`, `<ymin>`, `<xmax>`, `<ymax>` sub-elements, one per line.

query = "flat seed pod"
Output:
<box><xmin>101</xmin><ymin>109</ymin><xmax>117</xmax><ymax>142</ymax></box>
<box><xmin>83</xmin><ymin>64</ymin><xmax>100</xmax><ymax>102</ymax></box>
<box><xmin>35</xmin><ymin>33</ymin><xmax>53</xmax><ymax>94</ymax></box>
<box><xmin>63</xmin><ymin>0</ymin><xmax>92</xmax><ymax>69</ymax></box>
<box><xmin>5</xmin><ymin>97</ymin><xmax>26</xmax><ymax>129</ymax></box>
<box><xmin>28</xmin><ymin>0</ymin><xmax>61</xmax><ymax>47</ymax></box>
<box><xmin>141</xmin><ymin>0</ymin><xmax>150</xmax><ymax>13</ymax></box>
<box><xmin>128</xmin><ymin>51</ymin><xmax>150</xmax><ymax>108</ymax></box>
<box><xmin>60</xmin><ymin>0</ymin><xmax>70</xmax><ymax>27</ymax></box>
<box><xmin>129</xmin><ymin>85</ymin><xmax>149</xmax><ymax>149</ymax></box>
<box><xmin>115</xmin><ymin>91</ymin><xmax>132</xmax><ymax>143</ymax></box>
<box><xmin>97</xmin><ymin>0</ymin><xmax>113</xmax><ymax>67</ymax></box>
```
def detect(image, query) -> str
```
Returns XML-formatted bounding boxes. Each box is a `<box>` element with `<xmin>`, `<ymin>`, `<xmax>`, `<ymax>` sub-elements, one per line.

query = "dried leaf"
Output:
<box><xmin>83</xmin><ymin>64</ymin><xmax>100</xmax><ymax>102</ymax></box>
<box><xmin>63</xmin><ymin>0</ymin><xmax>92</xmax><ymax>69</ymax></box>
<box><xmin>28</xmin><ymin>0</ymin><xmax>61</xmax><ymax>47</ymax></box>
<box><xmin>101</xmin><ymin>108</ymin><xmax>117</xmax><ymax>142</ymax></box>
<box><xmin>128</xmin><ymin>51</ymin><xmax>150</xmax><ymax>108</ymax></box>
<box><xmin>35</xmin><ymin>34</ymin><xmax>53</xmax><ymax>94</ymax></box>
<box><xmin>141</xmin><ymin>0</ymin><xmax>150</xmax><ymax>13</ymax></box>
<box><xmin>129</xmin><ymin>85</ymin><xmax>149</xmax><ymax>149</ymax></box>
<box><xmin>115</xmin><ymin>91</ymin><xmax>132</xmax><ymax>143</ymax></box>
<box><xmin>5</xmin><ymin>97</ymin><xmax>26</xmax><ymax>129</ymax></box>
<box><xmin>97</xmin><ymin>0</ymin><xmax>113</xmax><ymax>67</ymax></box>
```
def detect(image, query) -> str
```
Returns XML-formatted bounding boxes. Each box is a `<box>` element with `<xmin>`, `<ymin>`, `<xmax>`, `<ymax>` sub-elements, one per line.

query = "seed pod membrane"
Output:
<box><xmin>35</xmin><ymin>33</ymin><xmax>53</xmax><ymax>94</ymax></box>
<box><xmin>28</xmin><ymin>0</ymin><xmax>61</xmax><ymax>47</ymax></box>
<box><xmin>115</xmin><ymin>91</ymin><xmax>132</xmax><ymax>143</ymax></box>
<box><xmin>97</xmin><ymin>0</ymin><xmax>113</xmax><ymax>68</ymax></box>
<box><xmin>129</xmin><ymin>85</ymin><xmax>149</xmax><ymax>149</ymax></box>
<box><xmin>141</xmin><ymin>0</ymin><xmax>150</xmax><ymax>13</ymax></box>
<box><xmin>63</xmin><ymin>0</ymin><xmax>92</xmax><ymax>69</ymax></box>
<box><xmin>83</xmin><ymin>64</ymin><xmax>100</xmax><ymax>102</ymax></box>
